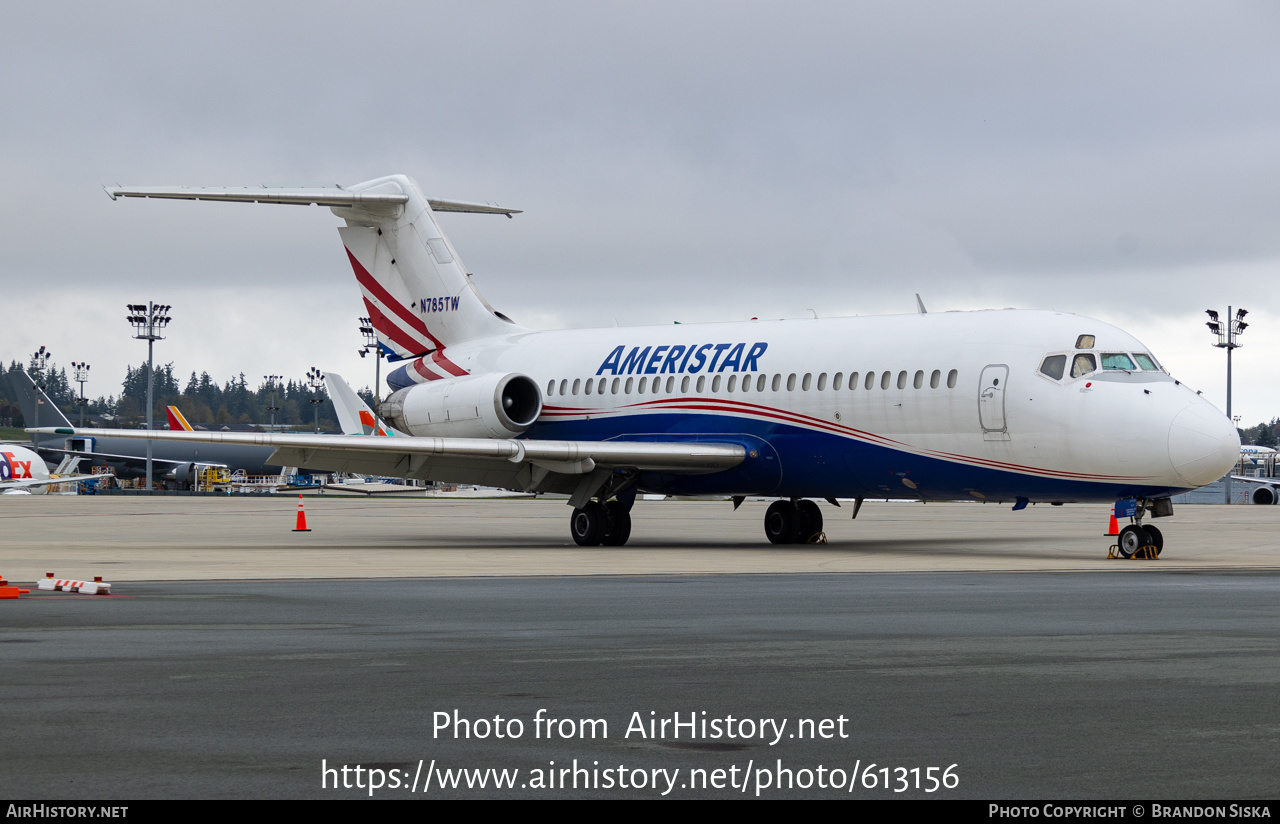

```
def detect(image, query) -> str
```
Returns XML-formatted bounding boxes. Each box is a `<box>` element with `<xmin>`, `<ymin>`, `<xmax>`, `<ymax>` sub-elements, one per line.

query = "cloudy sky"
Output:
<box><xmin>3</xmin><ymin>1</ymin><xmax>1278</xmax><ymax>425</ymax></box>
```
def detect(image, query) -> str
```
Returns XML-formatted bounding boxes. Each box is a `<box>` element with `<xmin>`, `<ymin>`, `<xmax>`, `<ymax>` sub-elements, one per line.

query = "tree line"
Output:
<box><xmin>0</xmin><ymin>359</ymin><xmax>377</xmax><ymax>431</ymax></box>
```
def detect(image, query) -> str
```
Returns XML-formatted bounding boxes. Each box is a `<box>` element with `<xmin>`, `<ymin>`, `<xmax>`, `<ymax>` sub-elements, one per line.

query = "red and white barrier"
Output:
<box><xmin>36</xmin><ymin>573</ymin><xmax>111</xmax><ymax>595</ymax></box>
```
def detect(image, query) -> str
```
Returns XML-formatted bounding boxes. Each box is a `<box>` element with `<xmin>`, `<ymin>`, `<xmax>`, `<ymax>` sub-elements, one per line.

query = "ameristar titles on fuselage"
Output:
<box><xmin>94</xmin><ymin>173</ymin><xmax>1239</xmax><ymax>550</ymax></box>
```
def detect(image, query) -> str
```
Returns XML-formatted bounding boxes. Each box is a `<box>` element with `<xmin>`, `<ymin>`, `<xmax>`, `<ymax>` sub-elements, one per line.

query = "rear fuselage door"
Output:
<box><xmin>979</xmin><ymin>364</ymin><xmax>1010</xmax><ymax>441</ymax></box>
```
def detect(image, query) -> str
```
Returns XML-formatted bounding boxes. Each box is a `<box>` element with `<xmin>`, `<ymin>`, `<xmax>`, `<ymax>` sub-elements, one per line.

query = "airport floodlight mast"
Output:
<box><xmin>28</xmin><ymin>345</ymin><xmax>51</xmax><ymax>449</ymax></box>
<box><xmin>1205</xmin><ymin>306</ymin><xmax>1247</xmax><ymax>503</ymax></box>
<box><xmin>71</xmin><ymin>362</ymin><xmax>90</xmax><ymax>427</ymax></box>
<box><xmin>306</xmin><ymin>367</ymin><xmax>325</xmax><ymax>434</ymax></box>
<box><xmin>358</xmin><ymin>317</ymin><xmax>384</xmax><ymax>405</ymax></box>
<box><xmin>263</xmin><ymin>375</ymin><xmax>283</xmax><ymax>431</ymax></box>
<box><xmin>127</xmin><ymin>302</ymin><xmax>171</xmax><ymax>493</ymax></box>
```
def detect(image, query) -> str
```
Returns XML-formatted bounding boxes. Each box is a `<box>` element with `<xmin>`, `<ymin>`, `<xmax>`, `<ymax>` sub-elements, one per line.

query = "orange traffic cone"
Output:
<box><xmin>293</xmin><ymin>494</ymin><xmax>312</xmax><ymax>532</ymax></box>
<box><xmin>0</xmin><ymin>574</ymin><xmax>29</xmax><ymax>599</ymax></box>
<box><xmin>1104</xmin><ymin>508</ymin><xmax>1120</xmax><ymax>537</ymax></box>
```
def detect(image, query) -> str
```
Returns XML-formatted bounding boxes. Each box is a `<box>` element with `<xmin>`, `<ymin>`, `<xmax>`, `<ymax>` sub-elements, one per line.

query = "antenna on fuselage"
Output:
<box><xmin>916</xmin><ymin>294</ymin><xmax>928</xmax><ymax>314</ymax></box>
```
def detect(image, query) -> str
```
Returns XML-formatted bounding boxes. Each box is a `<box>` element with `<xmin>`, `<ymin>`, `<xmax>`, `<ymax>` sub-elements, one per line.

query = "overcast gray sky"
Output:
<box><xmin>3</xmin><ymin>1</ymin><xmax>1278</xmax><ymax>424</ymax></box>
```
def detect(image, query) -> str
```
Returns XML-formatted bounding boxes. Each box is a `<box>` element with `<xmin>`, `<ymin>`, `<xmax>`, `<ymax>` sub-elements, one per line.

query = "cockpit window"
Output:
<box><xmin>1075</xmin><ymin>335</ymin><xmax>1095</xmax><ymax>349</ymax></box>
<box><xmin>1071</xmin><ymin>353</ymin><xmax>1096</xmax><ymax>378</ymax></box>
<box><xmin>1039</xmin><ymin>355</ymin><xmax>1066</xmax><ymax>381</ymax></box>
<box><xmin>1133</xmin><ymin>353</ymin><xmax>1159</xmax><ymax>372</ymax></box>
<box><xmin>1101</xmin><ymin>353</ymin><xmax>1136</xmax><ymax>371</ymax></box>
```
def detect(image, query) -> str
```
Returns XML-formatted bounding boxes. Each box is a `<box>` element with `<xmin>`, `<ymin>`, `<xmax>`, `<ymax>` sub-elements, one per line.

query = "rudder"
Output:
<box><xmin>337</xmin><ymin>175</ymin><xmax>522</xmax><ymax>363</ymax></box>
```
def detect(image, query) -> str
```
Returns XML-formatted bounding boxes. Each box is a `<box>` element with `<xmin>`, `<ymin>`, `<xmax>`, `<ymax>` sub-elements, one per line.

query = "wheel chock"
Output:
<box><xmin>807</xmin><ymin>532</ymin><xmax>829</xmax><ymax>544</ymax></box>
<box><xmin>0</xmin><ymin>586</ymin><xmax>31</xmax><ymax>599</ymax></box>
<box><xmin>36</xmin><ymin>573</ymin><xmax>112</xmax><ymax>595</ymax></box>
<box><xmin>1107</xmin><ymin>545</ymin><xmax>1159</xmax><ymax>561</ymax></box>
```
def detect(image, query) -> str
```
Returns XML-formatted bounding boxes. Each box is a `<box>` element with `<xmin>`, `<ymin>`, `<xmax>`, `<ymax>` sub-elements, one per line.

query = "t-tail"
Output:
<box><xmin>106</xmin><ymin>175</ymin><xmax>524</xmax><ymax>391</ymax></box>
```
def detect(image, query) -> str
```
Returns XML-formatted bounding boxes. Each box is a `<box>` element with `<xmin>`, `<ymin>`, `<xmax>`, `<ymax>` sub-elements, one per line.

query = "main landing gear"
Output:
<box><xmin>764</xmin><ymin>499</ymin><xmax>825</xmax><ymax>545</ymax></box>
<box><xmin>570</xmin><ymin>500</ymin><xmax>632</xmax><ymax>547</ymax></box>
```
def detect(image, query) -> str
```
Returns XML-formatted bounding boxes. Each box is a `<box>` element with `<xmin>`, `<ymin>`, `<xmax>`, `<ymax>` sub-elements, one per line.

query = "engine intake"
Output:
<box><xmin>380</xmin><ymin>372</ymin><xmax>542</xmax><ymax>439</ymax></box>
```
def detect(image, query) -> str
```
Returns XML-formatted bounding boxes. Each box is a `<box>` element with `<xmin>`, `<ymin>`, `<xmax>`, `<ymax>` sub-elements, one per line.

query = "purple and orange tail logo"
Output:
<box><xmin>358</xmin><ymin>410</ymin><xmax>393</xmax><ymax>437</ymax></box>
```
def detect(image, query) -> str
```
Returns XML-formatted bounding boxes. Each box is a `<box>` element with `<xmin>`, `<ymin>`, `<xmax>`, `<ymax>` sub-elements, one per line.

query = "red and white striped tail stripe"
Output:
<box><xmin>346</xmin><ymin>246</ymin><xmax>469</xmax><ymax>378</ymax></box>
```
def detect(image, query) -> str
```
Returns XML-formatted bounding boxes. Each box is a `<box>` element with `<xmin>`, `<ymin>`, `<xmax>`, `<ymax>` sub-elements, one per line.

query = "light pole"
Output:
<box><xmin>71</xmin><ymin>361</ymin><xmax>90</xmax><ymax>427</ymax></box>
<box><xmin>306</xmin><ymin>367</ymin><xmax>325</xmax><ymax>434</ymax></box>
<box><xmin>128</xmin><ymin>302</ymin><xmax>171</xmax><ymax>493</ymax></box>
<box><xmin>1206</xmin><ymin>306</ymin><xmax>1247</xmax><ymax>504</ymax></box>
<box><xmin>28</xmin><ymin>345</ymin><xmax>51</xmax><ymax>449</ymax></box>
<box><xmin>263</xmin><ymin>375</ymin><xmax>282</xmax><ymax>431</ymax></box>
<box><xmin>358</xmin><ymin>317</ymin><xmax>384</xmax><ymax>407</ymax></box>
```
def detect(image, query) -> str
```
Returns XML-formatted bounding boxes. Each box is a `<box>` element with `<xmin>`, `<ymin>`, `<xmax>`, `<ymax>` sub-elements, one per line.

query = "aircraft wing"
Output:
<box><xmin>33</xmin><ymin>446</ymin><xmax>219</xmax><ymax>470</ymax></box>
<box><xmin>30</xmin><ymin>427</ymin><xmax>745</xmax><ymax>502</ymax></box>
<box><xmin>1</xmin><ymin>473</ymin><xmax>109</xmax><ymax>491</ymax></box>
<box><xmin>1230</xmin><ymin>475</ymin><xmax>1280</xmax><ymax>485</ymax></box>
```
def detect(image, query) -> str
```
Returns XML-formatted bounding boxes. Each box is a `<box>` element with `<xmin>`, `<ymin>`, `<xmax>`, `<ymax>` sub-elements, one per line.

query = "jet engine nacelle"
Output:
<box><xmin>380</xmin><ymin>372</ymin><xmax>542</xmax><ymax>439</ymax></box>
<box><xmin>166</xmin><ymin>462</ymin><xmax>227</xmax><ymax>485</ymax></box>
<box><xmin>1251</xmin><ymin>485</ymin><xmax>1278</xmax><ymax>505</ymax></box>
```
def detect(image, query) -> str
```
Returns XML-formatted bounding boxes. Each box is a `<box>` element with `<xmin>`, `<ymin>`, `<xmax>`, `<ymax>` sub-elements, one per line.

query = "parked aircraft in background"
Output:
<box><xmin>12</xmin><ymin>372</ymin><xmax>373</xmax><ymax>486</ymax></box>
<box><xmin>64</xmin><ymin>174</ymin><xmax>1240</xmax><ymax>553</ymax></box>
<box><xmin>0</xmin><ymin>443</ymin><xmax>104</xmax><ymax>495</ymax></box>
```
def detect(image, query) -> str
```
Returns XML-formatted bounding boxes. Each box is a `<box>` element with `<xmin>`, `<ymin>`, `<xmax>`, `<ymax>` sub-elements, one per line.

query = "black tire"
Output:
<box><xmin>602</xmin><ymin>501</ymin><xmax>632</xmax><ymax>546</ymax></box>
<box><xmin>571</xmin><ymin>502</ymin><xmax>606</xmax><ymax>546</ymax></box>
<box><xmin>764</xmin><ymin>500</ymin><xmax>796</xmax><ymax>545</ymax></box>
<box><xmin>1116</xmin><ymin>524</ymin><xmax>1146</xmax><ymax>558</ymax></box>
<box><xmin>1142</xmin><ymin>524</ymin><xmax>1163</xmax><ymax>556</ymax></box>
<box><xmin>794</xmin><ymin>499</ymin><xmax>824</xmax><ymax>544</ymax></box>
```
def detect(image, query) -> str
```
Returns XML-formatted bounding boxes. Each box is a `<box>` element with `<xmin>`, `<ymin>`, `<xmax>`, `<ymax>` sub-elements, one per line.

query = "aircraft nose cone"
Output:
<box><xmin>1168</xmin><ymin>403</ymin><xmax>1240</xmax><ymax>488</ymax></box>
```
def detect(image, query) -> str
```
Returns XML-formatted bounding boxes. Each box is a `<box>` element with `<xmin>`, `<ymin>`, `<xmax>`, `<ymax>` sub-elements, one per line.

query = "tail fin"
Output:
<box><xmin>8</xmin><ymin>371</ymin><xmax>73</xmax><ymax>429</ymax></box>
<box><xmin>325</xmin><ymin>372</ymin><xmax>403</xmax><ymax>436</ymax></box>
<box><xmin>336</xmin><ymin>175</ymin><xmax>524</xmax><ymax>364</ymax></box>
<box><xmin>166</xmin><ymin>406</ymin><xmax>194</xmax><ymax>431</ymax></box>
<box><xmin>105</xmin><ymin>176</ymin><xmax>525</xmax><ymax>366</ymax></box>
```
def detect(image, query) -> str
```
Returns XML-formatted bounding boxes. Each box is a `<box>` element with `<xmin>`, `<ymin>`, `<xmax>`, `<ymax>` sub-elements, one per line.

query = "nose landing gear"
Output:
<box><xmin>1109</xmin><ymin>498</ymin><xmax>1168</xmax><ymax>559</ymax></box>
<box><xmin>764</xmin><ymin>499</ymin><xmax>825</xmax><ymax>544</ymax></box>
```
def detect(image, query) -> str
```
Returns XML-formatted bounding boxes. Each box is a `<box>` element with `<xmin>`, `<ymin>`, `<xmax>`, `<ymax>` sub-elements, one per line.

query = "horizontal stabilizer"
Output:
<box><xmin>104</xmin><ymin>185</ymin><xmax>521</xmax><ymax>215</ymax></box>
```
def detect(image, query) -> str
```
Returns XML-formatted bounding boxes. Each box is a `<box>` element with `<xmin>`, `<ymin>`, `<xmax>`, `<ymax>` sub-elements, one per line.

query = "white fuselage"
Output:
<box><xmin>389</xmin><ymin>308</ymin><xmax>1238</xmax><ymax>502</ymax></box>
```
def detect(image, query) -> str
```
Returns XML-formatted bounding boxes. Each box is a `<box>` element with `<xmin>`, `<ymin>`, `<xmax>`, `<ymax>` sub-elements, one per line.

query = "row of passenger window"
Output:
<box><xmin>547</xmin><ymin>369</ymin><xmax>961</xmax><ymax>397</ymax></box>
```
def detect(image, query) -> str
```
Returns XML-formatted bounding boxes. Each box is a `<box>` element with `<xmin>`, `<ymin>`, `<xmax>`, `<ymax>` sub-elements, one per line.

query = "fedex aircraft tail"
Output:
<box><xmin>107</xmin><ymin>176</ymin><xmax>524</xmax><ymax>381</ymax></box>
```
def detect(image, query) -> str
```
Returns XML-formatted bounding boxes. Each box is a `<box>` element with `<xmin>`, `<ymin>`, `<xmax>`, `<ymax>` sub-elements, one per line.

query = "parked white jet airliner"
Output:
<box><xmin>43</xmin><ymin>175</ymin><xmax>1239</xmax><ymax>553</ymax></box>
